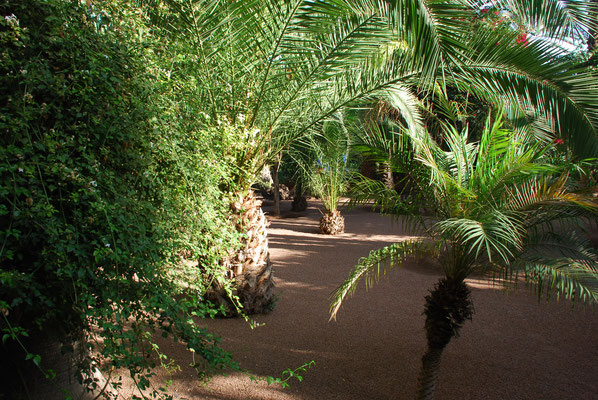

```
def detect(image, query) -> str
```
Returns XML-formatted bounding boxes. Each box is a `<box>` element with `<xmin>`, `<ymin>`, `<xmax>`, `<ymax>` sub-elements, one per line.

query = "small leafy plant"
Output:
<box><xmin>249</xmin><ymin>360</ymin><xmax>316</xmax><ymax>389</ymax></box>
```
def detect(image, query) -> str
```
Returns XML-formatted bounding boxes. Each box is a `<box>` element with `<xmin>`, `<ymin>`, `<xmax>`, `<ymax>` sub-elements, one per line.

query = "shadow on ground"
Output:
<box><xmin>125</xmin><ymin>199</ymin><xmax>598</xmax><ymax>400</ymax></box>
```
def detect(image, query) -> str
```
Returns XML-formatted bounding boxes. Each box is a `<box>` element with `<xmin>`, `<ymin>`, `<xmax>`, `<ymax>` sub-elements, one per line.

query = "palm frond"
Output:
<box><xmin>434</xmin><ymin>214</ymin><xmax>522</xmax><ymax>264</ymax></box>
<box><xmin>451</xmin><ymin>63</ymin><xmax>598</xmax><ymax>158</ymax></box>
<box><xmin>504</xmin><ymin>173</ymin><xmax>598</xmax><ymax>212</ymax></box>
<box><xmin>511</xmin><ymin>231</ymin><xmax>598</xmax><ymax>304</ymax></box>
<box><xmin>330</xmin><ymin>239</ymin><xmax>431</xmax><ymax>320</ymax></box>
<box><xmin>485</xmin><ymin>0</ymin><xmax>598</xmax><ymax>43</ymax></box>
<box><xmin>394</xmin><ymin>0</ymin><xmax>474</xmax><ymax>88</ymax></box>
<box><xmin>258</xmin><ymin>1</ymin><xmax>398</xmax><ymax>130</ymax></box>
<box><xmin>441</xmin><ymin>122</ymin><xmax>477</xmax><ymax>189</ymax></box>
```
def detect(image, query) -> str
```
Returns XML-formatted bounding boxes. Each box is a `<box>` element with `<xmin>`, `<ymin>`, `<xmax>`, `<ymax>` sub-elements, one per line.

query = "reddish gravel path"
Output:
<box><xmin>132</xmin><ymin>200</ymin><xmax>598</xmax><ymax>400</ymax></box>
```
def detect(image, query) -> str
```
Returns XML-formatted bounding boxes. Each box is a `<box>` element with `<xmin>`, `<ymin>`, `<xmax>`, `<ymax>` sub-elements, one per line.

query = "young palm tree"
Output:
<box><xmin>290</xmin><ymin>114</ymin><xmax>354</xmax><ymax>234</ymax></box>
<box><xmin>330</xmin><ymin>116</ymin><xmax>598</xmax><ymax>399</ymax></box>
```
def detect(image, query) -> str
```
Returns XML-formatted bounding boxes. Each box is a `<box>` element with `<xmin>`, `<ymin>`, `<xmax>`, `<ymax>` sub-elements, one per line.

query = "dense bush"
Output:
<box><xmin>0</xmin><ymin>0</ymin><xmax>239</xmax><ymax>397</ymax></box>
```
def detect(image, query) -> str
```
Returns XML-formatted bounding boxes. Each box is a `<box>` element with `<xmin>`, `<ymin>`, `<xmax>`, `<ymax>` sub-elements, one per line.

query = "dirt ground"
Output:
<box><xmin>123</xmin><ymin>200</ymin><xmax>598</xmax><ymax>400</ymax></box>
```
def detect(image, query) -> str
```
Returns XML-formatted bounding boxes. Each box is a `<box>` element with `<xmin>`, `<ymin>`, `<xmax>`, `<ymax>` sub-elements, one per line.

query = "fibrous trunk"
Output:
<box><xmin>416</xmin><ymin>346</ymin><xmax>444</xmax><ymax>400</ymax></box>
<box><xmin>291</xmin><ymin>181</ymin><xmax>308</xmax><ymax>212</ymax></box>
<box><xmin>208</xmin><ymin>190</ymin><xmax>275</xmax><ymax>315</ymax></box>
<box><xmin>416</xmin><ymin>278</ymin><xmax>473</xmax><ymax>400</ymax></box>
<box><xmin>292</xmin><ymin>194</ymin><xmax>307</xmax><ymax>212</ymax></box>
<box><xmin>319</xmin><ymin>210</ymin><xmax>344</xmax><ymax>235</ymax></box>
<box><xmin>272</xmin><ymin>159</ymin><xmax>281</xmax><ymax>216</ymax></box>
<box><xmin>381</xmin><ymin>162</ymin><xmax>394</xmax><ymax>190</ymax></box>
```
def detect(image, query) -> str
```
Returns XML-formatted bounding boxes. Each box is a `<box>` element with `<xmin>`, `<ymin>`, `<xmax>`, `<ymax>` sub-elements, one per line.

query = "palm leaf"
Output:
<box><xmin>451</xmin><ymin>62</ymin><xmax>598</xmax><ymax>158</ymax></box>
<box><xmin>504</xmin><ymin>173</ymin><xmax>598</xmax><ymax>212</ymax></box>
<box><xmin>483</xmin><ymin>0</ymin><xmax>598</xmax><ymax>43</ymax></box>
<box><xmin>511</xmin><ymin>231</ymin><xmax>598</xmax><ymax>304</ymax></box>
<box><xmin>330</xmin><ymin>239</ymin><xmax>431</xmax><ymax>320</ymax></box>
<box><xmin>434</xmin><ymin>214</ymin><xmax>523</xmax><ymax>264</ymax></box>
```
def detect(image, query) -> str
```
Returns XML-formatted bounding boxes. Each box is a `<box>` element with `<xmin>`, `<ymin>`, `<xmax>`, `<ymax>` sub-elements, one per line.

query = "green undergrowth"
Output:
<box><xmin>0</xmin><ymin>0</ymin><xmax>243</xmax><ymax>398</ymax></box>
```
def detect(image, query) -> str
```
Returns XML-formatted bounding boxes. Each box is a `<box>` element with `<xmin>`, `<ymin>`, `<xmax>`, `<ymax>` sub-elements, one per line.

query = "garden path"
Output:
<box><xmin>137</xmin><ymin>200</ymin><xmax>598</xmax><ymax>400</ymax></box>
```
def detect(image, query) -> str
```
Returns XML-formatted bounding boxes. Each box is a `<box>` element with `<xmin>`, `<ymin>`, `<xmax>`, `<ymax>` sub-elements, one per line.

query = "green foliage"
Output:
<box><xmin>2</xmin><ymin>0</ymin><xmax>597</xmax><ymax>398</ymax></box>
<box><xmin>136</xmin><ymin>0</ymin><xmax>427</xmax><ymax>193</ymax></box>
<box><xmin>332</xmin><ymin>115</ymin><xmax>598</xmax><ymax>320</ymax></box>
<box><xmin>0</xmin><ymin>0</ymin><xmax>239</xmax><ymax>397</ymax></box>
<box><xmin>203</xmin><ymin>122</ymin><xmax>265</xmax><ymax>195</ymax></box>
<box><xmin>290</xmin><ymin>114</ymin><xmax>355</xmax><ymax>212</ymax></box>
<box><xmin>455</xmin><ymin>1</ymin><xmax>598</xmax><ymax>158</ymax></box>
<box><xmin>249</xmin><ymin>360</ymin><xmax>316</xmax><ymax>389</ymax></box>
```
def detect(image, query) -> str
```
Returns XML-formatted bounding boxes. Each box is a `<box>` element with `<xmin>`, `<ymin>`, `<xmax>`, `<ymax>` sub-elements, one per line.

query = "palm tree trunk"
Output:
<box><xmin>272</xmin><ymin>156</ymin><xmax>281</xmax><ymax>216</ymax></box>
<box><xmin>416</xmin><ymin>347</ymin><xmax>444</xmax><ymax>400</ymax></box>
<box><xmin>319</xmin><ymin>210</ymin><xmax>345</xmax><ymax>235</ymax></box>
<box><xmin>382</xmin><ymin>161</ymin><xmax>394</xmax><ymax>190</ymax></box>
<box><xmin>208</xmin><ymin>190</ymin><xmax>275</xmax><ymax>315</ymax></box>
<box><xmin>291</xmin><ymin>180</ymin><xmax>308</xmax><ymax>212</ymax></box>
<box><xmin>415</xmin><ymin>278</ymin><xmax>474</xmax><ymax>400</ymax></box>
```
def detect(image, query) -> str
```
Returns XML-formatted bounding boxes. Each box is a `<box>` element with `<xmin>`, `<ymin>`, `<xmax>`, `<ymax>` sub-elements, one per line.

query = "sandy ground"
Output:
<box><xmin>132</xmin><ymin>200</ymin><xmax>598</xmax><ymax>400</ymax></box>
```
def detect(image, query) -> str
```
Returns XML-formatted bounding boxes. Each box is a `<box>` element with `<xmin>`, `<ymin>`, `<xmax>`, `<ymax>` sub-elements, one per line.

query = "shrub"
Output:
<box><xmin>0</xmin><ymin>0</ymin><xmax>238</xmax><ymax>397</ymax></box>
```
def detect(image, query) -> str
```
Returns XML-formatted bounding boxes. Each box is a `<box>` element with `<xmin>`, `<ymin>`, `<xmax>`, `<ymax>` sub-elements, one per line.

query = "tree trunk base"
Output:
<box><xmin>291</xmin><ymin>194</ymin><xmax>308</xmax><ymax>212</ymax></box>
<box><xmin>319</xmin><ymin>210</ymin><xmax>344</xmax><ymax>235</ymax></box>
<box><xmin>415</xmin><ymin>278</ymin><xmax>474</xmax><ymax>399</ymax></box>
<box><xmin>416</xmin><ymin>347</ymin><xmax>443</xmax><ymax>400</ymax></box>
<box><xmin>207</xmin><ymin>191</ymin><xmax>275</xmax><ymax>315</ymax></box>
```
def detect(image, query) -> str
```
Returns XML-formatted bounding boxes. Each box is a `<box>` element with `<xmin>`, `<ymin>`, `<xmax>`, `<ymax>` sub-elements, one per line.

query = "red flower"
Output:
<box><xmin>480</xmin><ymin>9</ymin><xmax>488</xmax><ymax>14</ymax></box>
<box><xmin>554</xmin><ymin>139</ymin><xmax>564</xmax><ymax>145</ymax></box>
<box><xmin>516</xmin><ymin>33</ymin><xmax>529</xmax><ymax>47</ymax></box>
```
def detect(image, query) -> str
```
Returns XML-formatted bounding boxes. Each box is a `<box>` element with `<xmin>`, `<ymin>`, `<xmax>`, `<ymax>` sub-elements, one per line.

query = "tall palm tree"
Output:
<box><xmin>330</xmin><ymin>115</ymin><xmax>598</xmax><ymax>399</ymax></box>
<box><xmin>138</xmin><ymin>0</ymin><xmax>434</xmax><ymax>313</ymax></box>
<box><xmin>140</xmin><ymin>0</ymin><xmax>598</xmax><ymax>314</ymax></box>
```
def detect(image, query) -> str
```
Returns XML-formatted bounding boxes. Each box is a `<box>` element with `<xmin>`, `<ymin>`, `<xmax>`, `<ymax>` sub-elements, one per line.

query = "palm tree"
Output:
<box><xmin>138</xmin><ymin>0</ymin><xmax>432</xmax><ymax>313</ymax></box>
<box><xmin>140</xmin><ymin>0</ymin><xmax>598</xmax><ymax>314</ymax></box>
<box><xmin>330</xmin><ymin>115</ymin><xmax>598</xmax><ymax>399</ymax></box>
<box><xmin>290</xmin><ymin>113</ymin><xmax>354</xmax><ymax>234</ymax></box>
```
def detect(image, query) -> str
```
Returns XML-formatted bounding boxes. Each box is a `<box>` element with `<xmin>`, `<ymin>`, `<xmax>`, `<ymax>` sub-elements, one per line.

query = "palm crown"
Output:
<box><xmin>145</xmin><ymin>0</ymin><xmax>596</xmax><ymax>178</ymax></box>
<box><xmin>146</xmin><ymin>0</ymin><xmax>412</xmax><ymax>187</ymax></box>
